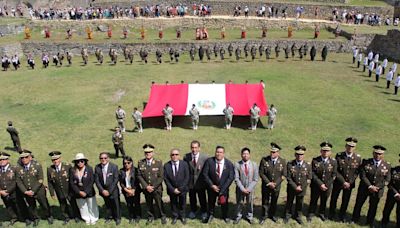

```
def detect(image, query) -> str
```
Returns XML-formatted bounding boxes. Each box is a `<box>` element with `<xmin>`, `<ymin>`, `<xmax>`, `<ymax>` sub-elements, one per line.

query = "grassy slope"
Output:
<box><xmin>0</xmin><ymin>53</ymin><xmax>399</xmax><ymax>227</ymax></box>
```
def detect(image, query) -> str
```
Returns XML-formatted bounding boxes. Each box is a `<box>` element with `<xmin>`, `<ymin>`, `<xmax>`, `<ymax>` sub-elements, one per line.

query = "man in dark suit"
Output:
<box><xmin>164</xmin><ymin>149</ymin><xmax>190</xmax><ymax>224</ymax></box>
<box><xmin>94</xmin><ymin>152</ymin><xmax>121</xmax><ymax>225</ymax></box>
<box><xmin>183</xmin><ymin>140</ymin><xmax>208</xmax><ymax>221</ymax></box>
<box><xmin>6</xmin><ymin>121</ymin><xmax>22</xmax><ymax>152</ymax></box>
<box><xmin>202</xmin><ymin>145</ymin><xmax>235</xmax><ymax>224</ymax></box>
<box><xmin>47</xmin><ymin>151</ymin><xmax>80</xmax><ymax>224</ymax></box>
<box><xmin>0</xmin><ymin>152</ymin><xmax>19</xmax><ymax>225</ymax></box>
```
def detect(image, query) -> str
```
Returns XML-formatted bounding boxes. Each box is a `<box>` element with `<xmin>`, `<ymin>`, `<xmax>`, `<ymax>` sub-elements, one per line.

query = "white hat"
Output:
<box><xmin>73</xmin><ymin>153</ymin><xmax>88</xmax><ymax>161</ymax></box>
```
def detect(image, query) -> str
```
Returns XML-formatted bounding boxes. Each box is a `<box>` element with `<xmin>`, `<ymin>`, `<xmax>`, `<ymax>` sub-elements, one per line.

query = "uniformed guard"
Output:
<box><xmin>174</xmin><ymin>49</ymin><xmax>180</xmax><ymax>63</ymax></box>
<box><xmin>259</xmin><ymin>44</ymin><xmax>264</xmax><ymax>58</ymax></box>
<box><xmin>381</xmin><ymin>154</ymin><xmax>400</xmax><ymax>228</ymax></box>
<box><xmin>213</xmin><ymin>44</ymin><xmax>219</xmax><ymax>58</ymax></box>
<box><xmin>303</xmin><ymin>43</ymin><xmax>309</xmax><ymax>56</ymax></box>
<box><xmin>249</xmin><ymin>103</ymin><xmax>261</xmax><ymax>130</ymax></box>
<box><xmin>189</xmin><ymin>104</ymin><xmax>200</xmax><ymax>130</ymax></box>
<box><xmin>244</xmin><ymin>43</ymin><xmax>250</xmax><ymax>59</ymax></box>
<box><xmin>299</xmin><ymin>46</ymin><xmax>304</xmax><ymax>59</ymax></box>
<box><xmin>321</xmin><ymin>45</ymin><xmax>328</xmax><ymax>61</ymax></box>
<box><xmin>162</xmin><ymin>104</ymin><xmax>174</xmax><ymax>131</ymax></box>
<box><xmin>223</xmin><ymin>103</ymin><xmax>234</xmax><ymax>129</ymax></box>
<box><xmin>220</xmin><ymin>47</ymin><xmax>225</xmax><ymax>61</ymax></box>
<box><xmin>137</xmin><ymin>144</ymin><xmax>167</xmax><ymax>224</ymax></box>
<box><xmin>205</xmin><ymin>46</ymin><xmax>211</xmax><ymax>61</ymax></box>
<box><xmin>0</xmin><ymin>152</ymin><xmax>19</xmax><ymax>225</ymax></box>
<box><xmin>310</xmin><ymin>46</ymin><xmax>317</xmax><ymax>61</ymax></box>
<box><xmin>284</xmin><ymin>145</ymin><xmax>311</xmax><ymax>224</ymax></box>
<box><xmin>156</xmin><ymin>49</ymin><xmax>162</xmax><ymax>64</ymax></box>
<box><xmin>47</xmin><ymin>151</ymin><xmax>80</xmax><ymax>224</ymax></box>
<box><xmin>259</xmin><ymin>143</ymin><xmax>287</xmax><ymax>224</ymax></box>
<box><xmin>6</xmin><ymin>121</ymin><xmax>22</xmax><ymax>152</ymax></box>
<box><xmin>265</xmin><ymin>46</ymin><xmax>271</xmax><ymax>60</ymax></box>
<box><xmin>291</xmin><ymin>43</ymin><xmax>296</xmax><ymax>58</ymax></box>
<box><xmin>189</xmin><ymin>46</ymin><xmax>196</xmax><ymax>62</ymax></box>
<box><xmin>307</xmin><ymin>142</ymin><xmax>337</xmax><ymax>222</ymax></box>
<box><xmin>198</xmin><ymin>46</ymin><xmax>204</xmax><ymax>61</ymax></box>
<box><xmin>275</xmin><ymin>44</ymin><xmax>281</xmax><ymax>58</ymax></box>
<box><xmin>132</xmin><ymin>107</ymin><xmax>143</xmax><ymax>133</ymax></box>
<box><xmin>250</xmin><ymin>45</ymin><xmax>257</xmax><ymax>61</ymax></box>
<box><xmin>228</xmin><ymin>43</ymin><xmax>234</xmax><ymax>57</ymax></box>
<box><xmin>328</xmin><ymin>137</ymin><xmax>362</xmax><ymax>222</ymax></box>
<box><xmin>284</xmin><ymin>45</ymin><xmax>289</xmax><ymax>59</ymax></box>
<box><xmin>235</xmin><ymin>46</ymin><xmax>241</xmax><ymax>61</ymax></box>
<box><xmin>16</xmin><ymin>151</ymin><xmax>53</xmax><ymax>226</ymax></box>
<box><xmin>115</xmin><ymin>105</ymin><xmax>126</xmax><ymax>132</ymax></box>
<box><xmin>112</xmin><ymin>127</ymin><xmax>125</xmax><ymax>158</ymax></box>
<box><xmin>352</xmin><ymin>145</ymin><xmax>391</xmax><ymax>227</ymax></box>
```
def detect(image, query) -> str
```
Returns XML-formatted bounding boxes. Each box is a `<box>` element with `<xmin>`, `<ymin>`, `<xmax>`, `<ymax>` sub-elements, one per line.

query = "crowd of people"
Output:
<box><xmin>2</xmin><ymin>125</ymin><xmax>399</xmax><ymax>228</ymax></box>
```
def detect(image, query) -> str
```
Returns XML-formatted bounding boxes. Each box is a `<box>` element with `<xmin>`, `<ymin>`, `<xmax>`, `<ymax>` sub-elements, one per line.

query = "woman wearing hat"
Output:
<box><xmin>70</xmin><ymin>153</ymin><xmax>99</xmax><ymax>225</ymax></box>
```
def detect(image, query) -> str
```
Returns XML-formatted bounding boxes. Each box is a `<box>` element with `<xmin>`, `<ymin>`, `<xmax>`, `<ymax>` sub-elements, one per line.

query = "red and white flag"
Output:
<box><xmin>142</xmin><ymin>83</ymin><xmax>268</xmax><ymax>117</ymax></box>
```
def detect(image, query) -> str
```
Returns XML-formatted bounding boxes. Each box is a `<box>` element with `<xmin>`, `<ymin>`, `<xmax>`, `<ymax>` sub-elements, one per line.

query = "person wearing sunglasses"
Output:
<box><xmin>0</xmin><ymin>152</ymin><xmax>18</xmax><ymax>226</ymax></box>
<box><xmin>70</xmin><ymin>153</ymin><xmax>98</xmax><ymax>225</ymax></box>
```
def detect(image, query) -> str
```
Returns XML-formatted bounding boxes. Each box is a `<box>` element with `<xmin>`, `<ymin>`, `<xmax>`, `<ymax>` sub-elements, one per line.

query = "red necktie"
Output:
<box><xmin>193</xmin><ymin>157</ymin><xmax>197</xmax><ymax>167</ymax></box>
<box><xmin>217</xmin><ymin>162</ymin><xmax>221</xmax><ymax>178</ymax></box>
<box><xmin>244</xmin><ymin>163</ymin><xmax>249</xmax><ymax>176</ymax></box>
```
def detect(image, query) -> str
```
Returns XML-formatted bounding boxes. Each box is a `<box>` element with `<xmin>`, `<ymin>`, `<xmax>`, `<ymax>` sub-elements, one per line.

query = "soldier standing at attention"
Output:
<box><xmin>321</xmin><ymin>45</ymin><xmax>328</xmax><ymax>61</ymax></box>
<box><xmin>189</xmin><ymin>104</ymin><xmax>200</xmax><ymax>130</ymax></box>
<box><xmin>115</xmin><ymin>105</ymin><xmax>126</xmax><ymax>132</ymax></box>
<box><xmin>267</xmin><ymin>104</ymin><xmax>277</xmax><ymax>129</ymax></box>
<box><xmin>249</xmin><ymin>103</ymin><xmax>261</xmax><ymax>130</ymax></box>
<box><xmin>307</xmin><ymin>142</ymin><xmax>337</xmax><ymax>222</ymax></box>
<box><xmin>47</xmin><ymin>151</ymin><xmax>80</xmax><ymax>224</ymax></box>
<box><xmin>6</xmin><ymin>121</ymin><xmax>22</xmax><ymax>152</ymax></box>
<box><xmin>381</xmin><ymin>154</ymin><xmax>400</xmax><ymax>228</ymax></box>
<box><xmin>132</xmin><ymin>107</ymin><xmax>143</xmax><ymax>133</ymax></box>
<box><xmin>328</xmin><ymin>137</ymin><xmax>361</xmax><ymax>222</ymax></box>
<box><xmin>284</xmin><ymin>145</ymin><xmax>312</xmax><ymax>225</ymax></box>
<box><xmin>352</xmin><ymin>145</ymin><xmax>391</xmax><ymax>227</ymax></box>
<box><xmin>235</xmin><ymin>46</ymin><xmax>241</xmax><ymax>61</ymax></box>
<box><xmin>0</xmin><ymin>152</ymin><xmax>19</xmax><ymax>226</ymax></box>
<box><xmin>112</xmin><ymin>127</ymin><xmax>125</xmax><ymax>158</ymax></box>
<box><xmin>137</xmin><ymin>144</ymin><xmax>167</xmax><ymax>224</ymax></box>
<box><xmin>162</xmin><ymin>104</ymin><xmax>174</xmax><ymax>131</ymax></box>
<box><xmin>259</xmin><ymin>143</ymin><xmax>287</xmax><ymax>224</ymax></box>
<box><xmin>223</xmin><ymin>103</ymin><xmax>234</xmax><ymax>130</ymax></box>
<box><xmin>17</xmin><ymin>151</ymin><xmax>53</xmax><ymax>226</ymax></box>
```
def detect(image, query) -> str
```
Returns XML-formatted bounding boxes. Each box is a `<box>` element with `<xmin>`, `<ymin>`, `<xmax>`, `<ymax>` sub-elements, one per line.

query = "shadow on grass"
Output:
<box><xmin>381</xmin><ymin>91</ymin><xmax>392</xmax><ymax>95</ymax></box>
<box><xmin>389</xmin><ymin>98</ymin><xmax>400</xmax><ymax>102</ymax></box>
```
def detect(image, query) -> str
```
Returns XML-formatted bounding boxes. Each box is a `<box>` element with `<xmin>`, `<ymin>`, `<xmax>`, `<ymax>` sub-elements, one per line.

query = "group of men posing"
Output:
<box><xmin>0</xmin><ymin>138</ymin><xmax>399</xmax><ymax>228</ymax></box>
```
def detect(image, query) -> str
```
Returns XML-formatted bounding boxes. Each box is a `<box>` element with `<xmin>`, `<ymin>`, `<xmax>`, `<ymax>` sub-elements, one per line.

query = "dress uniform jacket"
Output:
<box><xmin>359</xmin><ymin>158</ymin><xmax>391</xmax><ymax>197</ymax></box>
<box><xmin>16</xmin><ymin>162</ymin><xmax>46</xmax><ymax>195</ymax></box>
<box><xmin>47</xmin><ymin>162</ymin><xmax>72</xmax><ymax>199</ymax></box>
<box><xmin>0</xmin><ymin>165</ymin><xmax>17</xmax><ymax>199</ymax></box>
<box><xmin>287</xmin><ymin>160</ymin><xmax>312</xmax><ymax>196</ymax></box>
<box><xmin>259</xmin><ymin>156</ymin><xmax>287</xmax><ymax>192</ymax></box>
<box><xmin>311</xmin><ymin>156</ymin><xmax>337</xmax><ymax>189</ymax></box>
<box><xmin>334</xmin><ymin>152</ymin><xmax>362</xmax><ymax>188</ymax></box>
<box><xmin>137</xmin><ymin>159</ymin><xmax>164</xmax><ymax>192</ymax></box>
<box><xmin>382</xmin><ymin>166</ymin><xmax>400</xmax><ymax>226</ymax></box>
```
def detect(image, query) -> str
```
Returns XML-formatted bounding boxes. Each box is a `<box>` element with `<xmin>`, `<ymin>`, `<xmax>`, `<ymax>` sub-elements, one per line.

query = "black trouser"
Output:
<box><xmin>1</xmin><ymin>196</ymin><xmax>18</xmax><ymax>220</ymax></box>
<box><xmin>144</xmin><ymin>190</ymin><xmax>165</xmax><ymax>219</ymax></box>
<box><xmin>353</xmin><ymin>57</ymin><xmax>355</xmax><ymax>64</ymax></box>
<box><xmin>376</xmin><ymin>74</ymin><xmax>380</xmax><ymax>82</ymax></box>
<box><xmin>123</xmin><ymin>193</ymin><xmax>141</xmax><ymax>219</ymax></box>
<box><xmin>103</xmin><ymin>195</ymin><xmax>121</xmax><ymax>220</ymax></box>
<box><xmin>25</xmin><ymin>189</ymin><xmax>51</xmax><ymax>220</ymax></box>
<box><xmin>308</xmin><ymin>184</ymin><xmax>332</xmax><ymax>218</ymax></box>
<box><xmin>285</xmin><ymin>188</ymin><xmax>305</xmax><ymax>219</ymax></box>
<box><xmin>11</xmin><ymin>137</ymin><xmax>22</xmax><ymax>152</ymax></box>
<box><xmin>261</xmin><ymin>187</ymin><xmax>280</xmax><ymax>218</ymax></box>
<box><xmin>189</xmin><ymin>187</ymin><xmax>207</xmax><ymax>214</ymax></box>
<box><xmin>363</xmin><ymin>65</ymin><xmax>366</xmax><ymax>72</ymax></box>
<box><xmin>170</xmin><ymin>192</ymin><xmax>187</xmax><ymax>219</ymax></box>
<box><xmin>382</xmin><ymin>190</ymin><xmax>400</xmax><ymax>226</ymax></box>
<box><xmin>383</xmin><ymin>67</ymin><xmax>386</xmax><ymax>74</ymax></box>
<box><xmin>395</xmin><ymin>86</ymin><xmax>399</xmax><ymax>95</ymax></box>
<box><xmin>114</xmin><ymin>144</ymin><xmax>125</xmax><ymax>157</ymax></box>
<box><xmin>357</xmin><ymin>61</ymin><xmax>360</xmax><ymax>68</ymax></box>
<box><xmin>311</xmin><ymin>55</ymin><xmax>315</xmax><ymax>61</ymax></box>
<box><xmin>329</xmin><ymin>182</ymin><xmax>353</xmax><ymax>219</ymax></box>
<box><xmin>369</xmin><ymin>70</ymin><xmax>372</xmax><ymax>77</ymax></box>
<box><xmin>387</xmin><ymin>80</ymin><xmax>391</xmax><ymax>89</ymax></box>
<box><xmin>352</xmin><ymin>187</ymin><xmax>380</xmax><ymax>224</ymax></box>
<box><xmin>207</xmin><ymin>189</ymin><xmax>229</xmax><ymax>219</ymax></box>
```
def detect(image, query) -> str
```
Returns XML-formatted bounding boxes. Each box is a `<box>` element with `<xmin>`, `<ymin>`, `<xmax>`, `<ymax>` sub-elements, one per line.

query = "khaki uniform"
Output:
<box><xmin>189</xmin><ymin>107</ymin><xmax>200</xmax><ymax>129</ymax></box>
<box><xmin>249</xmin><ymin>106</ymin><xmax>261</xmax><ymax>130</ymax></box>
<box><xmin>162</xmin><ymin>107</ymin><xmax>174</xmax><ymax>130</ymax></box>
<box><xmin>112</xmin><ymin>132</ymin><xmax>125</xmax><ymax>157</ymax></box>
<box><xmin>223</xmin><ymin>106</ymin><xmax>234</xmax><ymax>129</ymax></box>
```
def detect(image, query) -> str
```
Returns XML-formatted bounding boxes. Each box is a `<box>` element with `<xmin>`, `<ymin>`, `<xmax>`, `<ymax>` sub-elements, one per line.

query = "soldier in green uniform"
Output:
<box><xmin>137</xmin><ymin>144</ymin><xmax>167</xmax><ymax>224</ymax></box>
<box><xmin>0</xmin><ymin>152</ymin><xmax>19</xmax><ymax>225</ymax></box>
<box><xmin>112</xmin><ymin>127</ymin><xmax>125</xmax><ymax>158</ymax></box>
<box><xmin>381</xmin><ymin>154</ymin><xmax>400</xmax><ymax>228</ymax></box>
<box><xmin>249</xmin><ymin>103</ymin><xmax>261</xmax><ymax>131</ymax></box>
<box><xmin>307</xmin><ymin>142</ymin><xmax>337</xmax><ymax>222</ymax></box>
<box><xmin>352</xmin><ymin>145</ymin><xmax>391</xmax><ymax>227</ymax></box>
<box><xmin>189</xmin><ymin>104</ymin><xmax>200</xmax><ymax>130</ymax></box>
<box><xmin>329</xmin><ymin>137</ymin><xmax>362</xmax><ymax>222</ymax></box>
<box><xmin>223</xmin><ymin>103</ymin><xmax>234</xmax><ymax>130</ymax></box>
<box><xmin>16</xmin><ymin>151</ymin><xmax>53</xmax><ymax>226</ymax></box>
<box><xmin>6</xmin><ymin>121</ymin><xmax>22</xmax><ymax>152</ymax></box>
<box><xmin>47</xmin><ymin>151</ymin><xmax>80</xmax><ymax>224</ymax></box>
<box><xmin>284</xmin><ymin>145</ymin><xmax>312</xmax><ymax>225</ymax></box>
<box><xmin>259</xmin><ymin>143</ymin><xmax>287</xmax><ymax>224</ymax></box>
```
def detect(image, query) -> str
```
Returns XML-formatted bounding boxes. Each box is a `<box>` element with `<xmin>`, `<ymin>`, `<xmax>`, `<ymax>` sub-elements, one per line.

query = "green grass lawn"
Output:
<box><xmin>0</xmin><ymin>53</ymin><xmax>399</xmax><ymax>227</ymax></box>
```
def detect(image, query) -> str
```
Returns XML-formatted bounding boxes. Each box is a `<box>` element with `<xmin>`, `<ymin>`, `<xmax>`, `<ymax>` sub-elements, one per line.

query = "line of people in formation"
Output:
<box><xmin>0</xmin><ymin>138</ymin><xmax>399</xmax><ymax>228</ymax></box>
<box><xmin>1</xmin><ymin>42</ymin><xmax>329</xmax><ymax>71</ymax></box>
<box><xmin>352</xmin><ymin>47</ymin><xmax>400</xmax><ymax>95</ymax></box>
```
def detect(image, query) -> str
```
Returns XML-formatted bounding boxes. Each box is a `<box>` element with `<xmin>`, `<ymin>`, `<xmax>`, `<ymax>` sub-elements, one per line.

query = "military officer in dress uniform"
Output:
<box><xmin>223</xmin><ymin>103</ymin><xmax>234</xmax><ymax>129</ymax></box>
<box><xmin>189</xmin><ymin>104</ymin><xmax>200</xmax><ymax>130</ymax></box>
<box><xmin>112</xmin><ymin>127</ymin><xmax>126</xmax><ymax>158</ymax></box>
<box><xmin>352</xmin><ymin>145</ymin><xmax>391</xmax><ymax>227</ymax></box>
<box><xmin>329</xmin><ymin>137</ymin><xmax>362</xmax><ymax>222</ymax></box>
<box><xmin>284</xmin><ymin>145</ymin><xmax>312</xmax><ymax>225</ymax></box>
<box><xmin>381</xmin><ymin>154</ymin><xmax>400</xmax><ymax>228</ymax></box>
<box><xmin>47</xmin><ymin>151</ymin><xmax>80</xmax><ymax>224</ymax></box>
<box><xmin>115</xmin><ymin>105</ymin><xmax>126</xmax><ymax>132</ymax></box>
<box><xmin>137</xmin><ymin>144</ymin><xmax>167</xmax><ymax>224</ymax></box>
<box><xmin>16</xmin><ymin>151</ymin><xmax>53</xmax><ymax>226</ymax></box>
<box><xmin>6</xmin><ymin>121</ymin><xmax>22</xmax><ymax>152</ymax></box>
<box><xmin>249</xmin><ymin>103</ymin><xmax>261</xmax><ymax>131</ymax></box>
<box><xmin>0</xmin><ymin>152</ymin><xmax>19</xmax><ymax>225</ymax></box>
<box><xmin>307</xmin><ymin>142</ymin><xmax>337</xmax><ymax>222</ymax></box>
<box><xmin>259</xmin><ymin>143</ymin><xmax>287</xmax><ymax>224</ymax></box>
<box><xmin>162</xmin><ymin>104</ymin><xmax>174</xmax><ymax>131</ymax></box>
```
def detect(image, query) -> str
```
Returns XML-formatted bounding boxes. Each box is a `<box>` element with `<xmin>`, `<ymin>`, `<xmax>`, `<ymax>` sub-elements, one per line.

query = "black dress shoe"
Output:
<box><xmin>207</xmin><ymin>215</ymin><xmax>214</xmax><ymax>224</ymax></box>
<box><xmin>247</xmin><ymin>219</ymin><xmax>254</xmax><ymax>224</ymax></box>
<box><xmin>146</xmin><ymin>218</ymin><xmax>154</xmax><ymax>225</ymax></box>
<box><xmin>135</xmin><ymin>218</ymin><xmax>140</xmax><ymax>223</ymax></box>
<box><xmin>116</xmin><ymin>219</ymin><xmax>121</xmax><ymax>225</ymax></box>
<box><xmin>296</xmin><ymin>218</ymin><xmax>304</xmax><ymax>225</ymax></box>
<box><xmin>224</xmin><ymin>218</ymin><xmax>231</xmax><ymax>224</ymax></box>
<box><xmin>74</xmin><ymin>217</ymin><xmax>81</xmax><ymax>223</ymax></box>
<box><xmin>105</xmin><ymin>219</ymin><xmax>112</xmax><ymax>224</ymax></box>
<box><xmin>161</xmin><ymin>217</ymin><xmax>167</xmax><ymax>224</ymax></box>
<box><xmin>270</xmin><ymin>216</ymin><xmax>278</xmax><ymax>223</ymax></box>
<box><xmin>259</xmin><ymin>219</ymin><xmax>265</xmax><ymax>225</ymax></box>
<box><xmin>33</xmin><ymin>219</ymin><xmax>40</xmax><ymax>227</ymax></box>
<box><xmin>319</xmin><ymin>214</ymin><xmax>326</xmax><ymax>221</ymax></box>
<box><xmin>171</xmin><ymin>218</ymin><xmax>178</xmax><ymax>225</ymax></box>
<box><xmin>181</xmin><ymin>218</ymin><xmax>187</xmax><ymax>225</ymax></box>
<box><xmin>202</xmin><ymin>216</ymin><xmax>208</xmax><ymax>223</ymax></box>
<box><xmin>233</xmin><ymin>218</ymin><xmax>240</xmax><ymax>224</ymax></box>
<box><xmin>63</xmin><ymin>218</ymin><xmax>70</xmax><ymax>225</ymax></box>
<box><xmin>48</xmin><ymin>216</ymin><xmax>54</xmax><ymax>224</ymax></box>
<box><xmin>306</xmin><ymin>216</ymin><xmax>312</xmax><ymax>223</ymax></box>
<box><xmin>10</xmin><ymin>219</ymin><xmax>17</xmax><ymax>225</ymax></box>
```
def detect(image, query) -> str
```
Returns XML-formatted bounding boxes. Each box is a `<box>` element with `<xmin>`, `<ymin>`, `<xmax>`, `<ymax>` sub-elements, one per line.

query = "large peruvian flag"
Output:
<box><xmin>142</xmin><ymin>83</ymin><xmax>267</xmax><ymax>117</ymax></box>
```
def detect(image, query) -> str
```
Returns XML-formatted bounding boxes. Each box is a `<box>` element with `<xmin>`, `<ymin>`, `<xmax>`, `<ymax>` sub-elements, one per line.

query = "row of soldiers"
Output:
<box><xmin>2</xmin><ymin>42</ymin><xmax>330</xmax><ymax>71</ymax></box>
<box><xmin>0</xmin><ymin>138</ymin><xmax>398</xmax><ymax>227</ymax></box>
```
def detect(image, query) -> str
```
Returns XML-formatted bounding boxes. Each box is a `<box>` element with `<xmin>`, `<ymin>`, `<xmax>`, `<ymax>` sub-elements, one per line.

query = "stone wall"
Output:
<box><xmin>0</xmin><ymin>24</ymin><xmax>24</xmax><ymax>36</ymax></box>
<box><xmin>367</xmin><ymin>29</ymin><xmax>400</xmax><ymax>61</ymax></box>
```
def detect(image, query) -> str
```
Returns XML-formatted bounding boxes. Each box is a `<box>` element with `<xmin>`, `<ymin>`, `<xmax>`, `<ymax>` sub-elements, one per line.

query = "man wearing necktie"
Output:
<box><xmin>259</xmin><ymin>142</ymin><xmax>287</xmax><ymax>224</ymax></box>
<box><xmin>202</xmin><ymin>145</ymin><xmax>235</xmax><ymax>224</ymax></box>
<box><xmin>184</xmin><ymin>140</ymin><xmax>209</xmax><ymax>221</ymax></box>
<box><xmin>94</xmin><ymin>152</ymin><xmax>121</xmax><ymax>225</ymax></box>
<box><xmin>352</xmin><ymin>145</ymin><xmax>391</xmax><ymax>227</ymax></box>
<box><xmin>233</xmin><ymin>147</ymin><xmax>259</xmax><ymax>224</ymax></box>
<box><xmin>164</xmin><ymin>149</ymin><xmax>190</xmax><ymax>224</ymax></box>
<box><xmin>329</xmin><ymin>137</ymin><xmax>362</xmax><ymax>222</ymax></box>
<box><xmin>0</xmin><ymin>152</ymin><xmax>19</xmax><ymax>226</ymax></box>
<box><xmin>307</xmin><ymin>141</ymin><xmax>337</xmax><ymax>222</ymax></box>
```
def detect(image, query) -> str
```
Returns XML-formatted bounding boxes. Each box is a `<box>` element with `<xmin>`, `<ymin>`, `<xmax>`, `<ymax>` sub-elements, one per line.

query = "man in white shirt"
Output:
<box><xmin>375</xmin><ymin>64</ymin><xmax>383</xmax><ymax>82</ymax></box>
<box><xmin>386</xmin><ymin>69</ymin><xmax>394</xmax><ymax>89</ymax></box>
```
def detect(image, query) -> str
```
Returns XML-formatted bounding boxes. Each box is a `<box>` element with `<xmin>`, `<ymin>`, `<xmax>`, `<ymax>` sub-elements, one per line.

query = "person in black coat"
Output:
<box><xmin>119</xmin><ymin>156</ymin><xmax>142</xmax><ymax>224</ymax></box>
<box><xmin>6</xmin><ymin>121</ymin><xmax>22</xmax><ymax>153</ymax></box>
<box><xmin>164</xmin><ymin>149</ymin><xmax>190</xmax><ymax>224</ymax></box>
<box><xmin>310</xmin><ymin>46</ymin><xmax>317</xmax><ymax>61</ymax></box>
<box><xmin>202</xmin><ymin>145</ymin><xmax>235</xmax><ymax>224</ymax></box>
<box><xmin>94</xmin><ymin>152</ymin><xmax>121</xmax><ymax>225</ymax></box>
